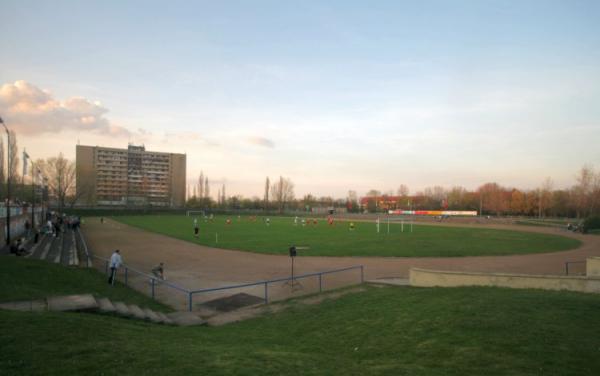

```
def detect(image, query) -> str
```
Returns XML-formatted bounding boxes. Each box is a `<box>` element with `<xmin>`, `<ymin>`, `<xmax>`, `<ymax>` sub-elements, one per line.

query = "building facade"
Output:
<box><xmin>76</xmin><ymin>144</ymin><xmax>186</xmax><ymax>207</ymax></box>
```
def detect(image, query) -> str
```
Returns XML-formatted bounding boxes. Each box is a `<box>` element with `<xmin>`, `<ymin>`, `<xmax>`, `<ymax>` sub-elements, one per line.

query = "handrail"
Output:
<box><xmin>75</xmin><ymin>228</ymin><xmax>93</xmax><ymax>268</ymax></box>
<box><xmin>189</xmin><ymin>265</ymin><xmax>363</xmax><ymax>294</ymax></box>
<box><xmin>91</xmin><ymin>253</ymin><xmax>191</xmax><ymax>293</ymax></box>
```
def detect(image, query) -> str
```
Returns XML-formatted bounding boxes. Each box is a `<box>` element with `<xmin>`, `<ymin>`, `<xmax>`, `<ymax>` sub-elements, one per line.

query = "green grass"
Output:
<box><xmin>515</xmin><ymin>219</ymin><xmax>573</xmax><ymax>227</ymax></box>
<box><xmin>2</xmin><ymin>285</ymin><xmax>600</xmax><ymax>375</ymax></box>
<box><xmin>113</xmin><ymin>215</ymin><xmax>581</xmax><ymax>257</ymax></box>
<box><xmin>0</xmin><ymin>256</ymin><xmax>170</xmax><ymax>312</ymax></box>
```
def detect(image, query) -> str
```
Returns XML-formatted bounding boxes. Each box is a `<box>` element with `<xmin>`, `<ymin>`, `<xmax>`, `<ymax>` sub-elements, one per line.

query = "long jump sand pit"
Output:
<box><xmin>82</xmin><ymin>217</ymin><xmax>599</xmax><ymax>311</ymax></box>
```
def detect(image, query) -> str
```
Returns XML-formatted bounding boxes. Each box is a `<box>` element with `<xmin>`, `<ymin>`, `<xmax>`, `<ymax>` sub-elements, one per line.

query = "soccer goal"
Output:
<box><xmin>186</xmin><ymin>210</ymin><xmax>205</xmax><ymax>217</ymax></box>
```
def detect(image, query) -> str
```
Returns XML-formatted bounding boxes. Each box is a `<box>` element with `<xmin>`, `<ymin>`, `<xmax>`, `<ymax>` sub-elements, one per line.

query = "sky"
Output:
<box><xmin>1</xmin><ymin>0</ymin><xmax>599</xmax><ymax>199</ymax></box>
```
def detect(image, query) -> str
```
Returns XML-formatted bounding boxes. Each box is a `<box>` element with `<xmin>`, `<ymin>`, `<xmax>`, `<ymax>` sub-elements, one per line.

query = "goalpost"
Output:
<box><xmin>186</xmin><ymin>210</ymin><xmax>205</xmax><ymax>217</ymax></box>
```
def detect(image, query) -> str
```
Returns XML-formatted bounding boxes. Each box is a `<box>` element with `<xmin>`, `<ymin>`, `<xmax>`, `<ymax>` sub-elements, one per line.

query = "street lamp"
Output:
<box><xmin>0</xmin><ymin>116</ymin><xmax>11</xmax><ymax>246</ymax></box>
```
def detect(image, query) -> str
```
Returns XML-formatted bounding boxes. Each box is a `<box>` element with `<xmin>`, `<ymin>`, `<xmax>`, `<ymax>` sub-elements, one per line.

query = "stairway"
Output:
<box><xmin>22</xmin><ymin>228</ymin><xmax>88</xmax><ymax>268</ymax></box>
<box><xmin>0</xmin><ymin>294</ymin><xmax>206</xmax><ymax>327</ymax></box>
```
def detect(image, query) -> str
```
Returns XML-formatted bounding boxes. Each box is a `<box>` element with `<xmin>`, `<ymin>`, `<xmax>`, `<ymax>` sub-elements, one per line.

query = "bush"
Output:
<box><xmin>583</xmin><ymin>216</ymin><xmax>600</xmax><ymax>230</ymax></box>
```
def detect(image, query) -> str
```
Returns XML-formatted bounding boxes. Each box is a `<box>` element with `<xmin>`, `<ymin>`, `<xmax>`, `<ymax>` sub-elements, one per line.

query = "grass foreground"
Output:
<box><xmin>114</xmin><ymin>215</ymin><xmax>581</xmax><ymax>257</ymax></box>
<box><xmin>2</xmin><ymin>255</ymin><xmax>600</xmax><ymax>374</ymax></box>
<box><xmin>0</xmin><ymin>256</ymin><xmax>170</xmax><ymax>312</ymax></box>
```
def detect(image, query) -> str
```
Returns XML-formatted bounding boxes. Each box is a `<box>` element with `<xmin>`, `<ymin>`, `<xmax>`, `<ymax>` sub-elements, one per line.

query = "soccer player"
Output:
<box><xmin>194</xmin><ymin>218</ymin><xmax>199</xmax><ymax>238</ymax></box>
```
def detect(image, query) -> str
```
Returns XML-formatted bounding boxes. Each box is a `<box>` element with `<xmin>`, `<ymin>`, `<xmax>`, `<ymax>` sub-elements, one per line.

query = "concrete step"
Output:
<box><xmin>24</xmin><ymin>235</ymin><xmax>45</xmax><ymax>258</ymax></box>
<box><xmin>95</xmin><ymin>297</ymin><xmax>116</xmax><ymax>313</ymax></box>
<box><xmin>0</xmin><ymin>300</ymin><xmax>47</xmax><ymax>312</ymax></box>
<box><xmin>51</xmin><ymin>234</ymin><xmax>63</xmax><ymax>264</ymax></box>
<box><xmin>143</xmin><ymin>308</ymin><xmax>162</xmax><ymax>323</ymax></box>
<box><xmin>47</xmin><ymin>294</ymin><xmax>99</xmax><ymax>312</ymax></box>
<box><xmin>167</xmin><ymin>311</ymin><xmax>207</xmax><ymax>326</ymax></box>
<box><xmin>112</xmin><ymin>301</ymin><xmax>131</xmax><ymax>316</ymax></box>
<box><xmin>39</xmin><ymin>236</ymin><xmax>54</xmax><ymax>261</ymax></box>
<box><xmin>68</xmin><ymin>231</ymin><xmax>79</xmax><ymax>266</ymax></box>
<box><xmin>127</xmin><ymin>304</ymin><xmax>146</xmax><ymax>320</ymax></box>
<box><xmin>155</xmin><ymin>311</ymin><xmax>174</xmax><ymax>325</ymax></box>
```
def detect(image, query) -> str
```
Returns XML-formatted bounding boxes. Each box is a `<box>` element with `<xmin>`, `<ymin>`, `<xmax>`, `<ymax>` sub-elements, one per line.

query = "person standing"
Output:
<box><xmin>152</xmin><ymin>262</ymin><xmax>165</xmax><ymax>280</ymax></box>
<box><xmin>108</xmin><ymin>250</ymin><xmax>122</xmax><ymax>285</ymax></box>
<box><xmin>193</xmin><ymin>218</ymin><xmax>199</xmax><ymax>238</ymax></box>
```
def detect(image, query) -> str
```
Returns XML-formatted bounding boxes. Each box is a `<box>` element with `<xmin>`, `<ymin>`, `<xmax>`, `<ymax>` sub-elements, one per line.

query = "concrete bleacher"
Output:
<box><xmin>0</xmin><ymin>294</ymin><xmax>205</xmax><ymax>326</ymax></box>
<box><xmin>9</xmin><ymin>226</ymin><xmax>90</xmax><ymax>268</ymax></box>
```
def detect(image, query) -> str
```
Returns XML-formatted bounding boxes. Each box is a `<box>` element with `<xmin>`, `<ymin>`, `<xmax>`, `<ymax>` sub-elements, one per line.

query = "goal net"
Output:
<box><xmin>186</xmin><ymin>210</ymin><xmax>205</xmax><ymax>217</ymax></box>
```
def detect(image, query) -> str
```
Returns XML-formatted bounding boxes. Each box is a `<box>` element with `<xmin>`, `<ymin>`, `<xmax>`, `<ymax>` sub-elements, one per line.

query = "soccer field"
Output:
<box><xmin>113</xmin><ymin>215</ymin><xmax>580</xmax><ymax>257</ymax></box>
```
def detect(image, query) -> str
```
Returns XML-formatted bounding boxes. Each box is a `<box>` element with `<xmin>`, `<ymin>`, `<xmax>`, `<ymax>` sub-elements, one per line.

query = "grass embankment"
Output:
<box><xmin>2</xmin><ymin>282</ymin><xmax>600</xmax><ymax>375</ymax></box>
<box><xmin>114</xmin><ymin>215</ymin><xmax>581</xmax><ymax>257</ymax></box>
<box><xmin>0</xmin><ymin>256</ymin><xmax>170</xmax><ymax>312</ymax></box>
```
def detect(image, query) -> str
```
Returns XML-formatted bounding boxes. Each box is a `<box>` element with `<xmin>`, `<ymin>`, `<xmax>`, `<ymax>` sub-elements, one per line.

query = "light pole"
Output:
<box><xmin>0</xmin><ymin>116</ymin><xmax>11</xmax><ymax>246</ymax></box>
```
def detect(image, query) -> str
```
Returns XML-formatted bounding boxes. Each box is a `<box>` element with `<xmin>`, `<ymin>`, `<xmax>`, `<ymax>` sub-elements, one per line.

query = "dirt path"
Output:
<box><xmin>83</xmin><ymin>218</ymin><xmax>600</xmax><ymax>310</ymax></box>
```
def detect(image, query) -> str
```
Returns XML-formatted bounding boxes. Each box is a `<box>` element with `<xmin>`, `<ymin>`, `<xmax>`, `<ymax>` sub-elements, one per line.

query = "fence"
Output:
<box><xmin>187</xmin><ymin>265</ymin><xmax>364</xmax><ymax>312</ymax></box>
<box><xmin>77</xmin><ymin>228</ymin><xmax>364</xmax><ymax>311</ymax></box>
<box><xmin>565</xmin><ymin>261</ymin><xmax>586</xmax><ymax>275</ymax></box>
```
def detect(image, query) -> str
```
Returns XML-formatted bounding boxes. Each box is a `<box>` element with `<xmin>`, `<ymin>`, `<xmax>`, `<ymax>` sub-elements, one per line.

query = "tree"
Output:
<box><xmin>198</xmin><ymin>171</ymin><xmax>204</xmax><ymax>199</ymax></box>
<box><xmin>221</xmin><ymin>183</ymin><xmax>226</xmax><ymax>207</ymax></box>
<box><xmin>271</xmin><ymin>176</ymin><xmax>294</xmax><ymax>213</ymax></box>
<box><xmin>478</xmin><ymin>182</ymin><xmax>509</xmax><ymax>216</ymax></box>
<box><xmin>346</xmin><ymin>190</ymin><xmax>359</xmax><ymax>213</ymax></box>
<box><xmin>447</xmin><ymin>186</ymin><xmax>467</xmax><ymax>210</ymax></box>
<box><xmin>204</xmin><ymin>176</ymin><xmax>209</xmax><ymax>201</ymax></box>
<box><xmin>38</xmin><ymin>153</ymin><xmax>75</xmax><ymax>210</ymax></box>
<box><xmin>538</xmin><ymin>177</ymin><xmax>554</xmax><ymax>218</ymax></box>
<box><xmin>397</xmin><ymin>184</ymin><xmax>409</xmax><ymax>197</ymax></box>
<box><xmin>510</xmin><ymin>189</ymin><xmax>525</xmax><ymax>215</ymax></box>
<box><xmin>264</xmin><ymin>177</ymin><xmax>270</xmax><ymax>211</ymax></box>
<box><xmin>573</xmin><ymin>165</ymin><xmax>594</xmax><ymax>218</ymax></box>
<box><xmin>8</xmin><ymin>130</ymin><xmax>19</xmax><ymax>184</ymax></box>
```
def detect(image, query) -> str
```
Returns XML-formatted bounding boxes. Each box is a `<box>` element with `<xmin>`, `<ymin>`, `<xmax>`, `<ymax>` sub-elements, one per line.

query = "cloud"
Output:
<box><xmin>248</xmin><ymin>136</ymin><xmax>275</xmax><ymax>148</ymax></box>
<box><xmin>0</xmin><ymin>80</ymin><xmax>130</xmax><ymax>137</ymax></box>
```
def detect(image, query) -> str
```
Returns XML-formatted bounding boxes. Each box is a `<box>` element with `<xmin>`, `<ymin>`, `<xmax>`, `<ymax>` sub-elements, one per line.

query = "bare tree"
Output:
<box><xmin>8</xmin><ymin>130</ymin><xmax>19</xmax><ymax>183</ymax></box>
<box><xmin>222</xmin><ymin>183</ymin><xmax>226</xmax><ymax>206</ymax></box>
<box><xmin>264</xmin><ymin>176</ymin><xmax>270</xmax><ymax>211</ymax></box>
<box><xmin>573</xmin><ymin>165</ymin><xmax>594</xmax><ymax>218</ymax></box>
<box><xmin>271</xmin><ymin>176</ymin><xmax>294</xmax><ymax>213</ymax></box>
<box><xmin>397</xmin><ymin>184</ymin><xmax>409</xmax><ymax>197</ymax></box>
<box><xmin>198</xmin><ymin>171</ymin><xmax>204</xmax><ymax>199</ymax></box>
<box><xmin>204</xmin><ymin>176</ymin><xmax>210</xmax><ymax>201</ymax></box>
<box><xmin>38</xmin><ymin>153</ymin><xmax>76</xmax><ymax>211</ymax></box>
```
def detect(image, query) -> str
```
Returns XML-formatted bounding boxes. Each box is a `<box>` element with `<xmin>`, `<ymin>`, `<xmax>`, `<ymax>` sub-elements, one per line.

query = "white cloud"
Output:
<box><xmin>248</xmin><ymin>136</ymin><xmax>275</xmax><ymax>148</ymax></box>
<box><xmin>0</xmin><ymin>80</ymin><xmax>130</xmax><ymax>137</ymax></box>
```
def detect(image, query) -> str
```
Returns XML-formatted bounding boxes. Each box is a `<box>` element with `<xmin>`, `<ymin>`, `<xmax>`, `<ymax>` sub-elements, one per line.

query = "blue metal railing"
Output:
<box><xmin>187</xmin><ymin>265</ymin><xmax>364</xmax><ymax>311</ymax></box>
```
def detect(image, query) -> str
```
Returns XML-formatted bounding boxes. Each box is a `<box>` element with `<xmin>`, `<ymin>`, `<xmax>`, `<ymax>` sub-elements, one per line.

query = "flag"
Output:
<box><xmin>23</xmin><ymin>150</ymin><xmax>30</xmax><ymax>176</ymax></box>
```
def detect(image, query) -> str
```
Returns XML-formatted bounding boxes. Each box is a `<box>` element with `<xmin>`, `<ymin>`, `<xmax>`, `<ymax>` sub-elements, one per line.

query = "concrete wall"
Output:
<box><xmin>587</xmin><ymin>257</ymin><xmax>600</xmax><ymax>278</ymax></box>
<box><xmin>410</xmin><ymin>267</ymin><xmax>600</xmax><ymax>294</ymax></box>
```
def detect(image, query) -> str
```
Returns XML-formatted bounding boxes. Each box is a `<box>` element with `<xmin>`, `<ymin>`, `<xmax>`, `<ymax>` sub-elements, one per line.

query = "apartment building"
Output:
<box><xmin>76</xmin><ymin>144</ymin><xmax>186</xmax><ymax>207</ymax></box>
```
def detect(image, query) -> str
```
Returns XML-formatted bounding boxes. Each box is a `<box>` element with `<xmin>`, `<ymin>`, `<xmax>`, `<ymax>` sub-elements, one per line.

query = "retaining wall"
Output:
<box><xmin>410</xmin><ymin>265</ymin><xmax>600</xmax><ymax>294</ymax></box>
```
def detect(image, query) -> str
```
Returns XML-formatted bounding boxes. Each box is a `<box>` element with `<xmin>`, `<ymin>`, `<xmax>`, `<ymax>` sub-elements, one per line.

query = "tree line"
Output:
<box><xmin>0</xmin><ymin>132</ymin><xmax>76</xmax><ymax>211</ymax></box>
<box><xmin>187</xmin><ymin>166</ymin><xmax>600</xmax><ymax>218</ymax></box>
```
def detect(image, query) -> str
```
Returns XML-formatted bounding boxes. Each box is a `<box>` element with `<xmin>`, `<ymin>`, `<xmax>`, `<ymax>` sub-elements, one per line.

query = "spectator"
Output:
<box><xmin>151</xmin><ymin>262</ymin><xmax>165</xmax><ymax>280</ymax></box>
<box><xmin>108</xmin><ymin>250</ymin><xmax>123</xmax><ymax>285</ymax></box>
